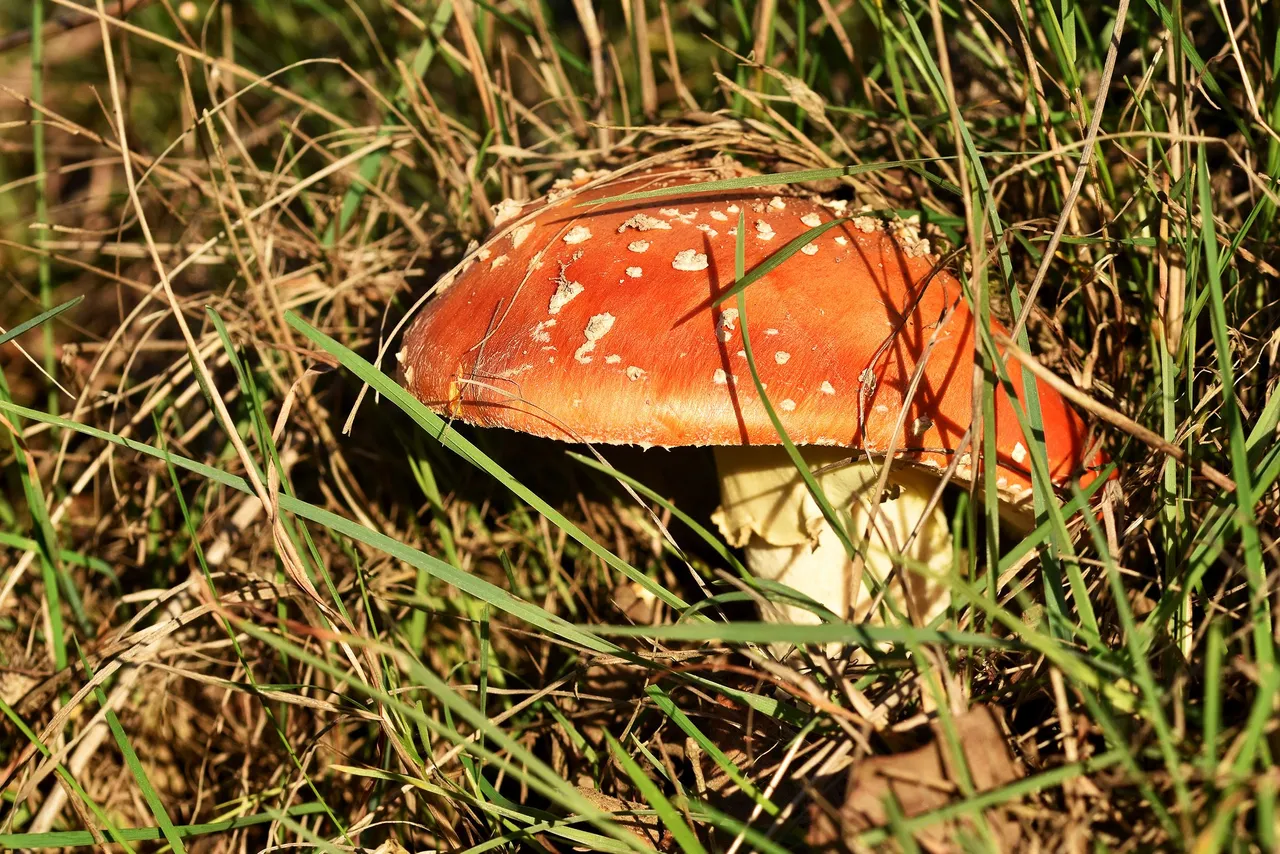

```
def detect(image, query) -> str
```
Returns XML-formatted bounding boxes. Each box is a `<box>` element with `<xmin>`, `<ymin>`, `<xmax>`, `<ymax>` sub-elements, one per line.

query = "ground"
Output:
<box><xmin>1</xmin><ymin>0</ymin><xmax>1279</xmax><ymax>851</ymax></box>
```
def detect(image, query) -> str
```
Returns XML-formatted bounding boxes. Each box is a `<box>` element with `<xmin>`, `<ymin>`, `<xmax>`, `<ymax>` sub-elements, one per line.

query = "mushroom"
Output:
<box><xmin>400</xmin><ymin>162</ymin><xmax>1105</xmax><ymax>633</ymax></box>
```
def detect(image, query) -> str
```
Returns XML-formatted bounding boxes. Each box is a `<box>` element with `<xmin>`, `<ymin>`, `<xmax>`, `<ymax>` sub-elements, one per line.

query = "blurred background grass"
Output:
<box><xmin>1</xmin><ymin>0</ymin><xmax>1279</xmax><ymax>850</ymax></box>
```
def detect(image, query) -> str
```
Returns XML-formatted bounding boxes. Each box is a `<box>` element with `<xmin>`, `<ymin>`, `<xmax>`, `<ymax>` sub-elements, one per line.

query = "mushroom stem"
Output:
<box><xmin>711</xmin><ymin>446</ymin><xmax>953</xmax><ymax>633</ymax></box>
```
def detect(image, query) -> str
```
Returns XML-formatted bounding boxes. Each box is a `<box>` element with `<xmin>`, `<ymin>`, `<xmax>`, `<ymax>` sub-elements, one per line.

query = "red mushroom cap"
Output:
<box><xmin>400</xmin><ymin>162</ymin><xmax>1106</xmax><ymax>502</ymax></box>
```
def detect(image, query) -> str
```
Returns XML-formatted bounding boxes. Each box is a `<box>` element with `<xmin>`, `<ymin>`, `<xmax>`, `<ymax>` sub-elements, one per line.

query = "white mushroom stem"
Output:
<box><xmin>711</xmin><ymin>446</ymin><xmax>953</xmax><ymax>633</ymax></box>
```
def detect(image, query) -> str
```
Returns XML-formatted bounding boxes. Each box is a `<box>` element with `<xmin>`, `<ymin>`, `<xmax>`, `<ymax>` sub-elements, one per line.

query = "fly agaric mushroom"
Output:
<box><xmin>399</xmin><ymin>162</ymin><xmax>1105</xmax><ymax>631</ymax></box>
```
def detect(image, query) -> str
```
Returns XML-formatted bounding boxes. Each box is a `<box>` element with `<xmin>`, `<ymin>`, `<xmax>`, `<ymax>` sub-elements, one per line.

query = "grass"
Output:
<box><xmin>1</xmin><ymin>0</ymin><xmax>1278</xmax><ymax>850</ymax></box>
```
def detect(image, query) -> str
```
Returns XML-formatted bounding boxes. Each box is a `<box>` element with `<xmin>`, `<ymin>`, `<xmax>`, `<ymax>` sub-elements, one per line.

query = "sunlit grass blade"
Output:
<box><xmin>644</xmin><ymin>685</ymin><xmax>778</xmax><ymax>816</ymax></box>
<box><xmin>262</xmin><ymin>810</ymin><xmax>346</xmax><ymax>854</ymax></box>
<box><xmin>158</xmin><ymin>425</ymin><xmax>353</xmax><ymax>843</ymax></box>
<box><xmin>282</xmin><ymin>310</ymin><xmax>687</xmax><ymax>612</ymax></box>
<box><xmin>592</xmin><ymin>620</ymin><xmax>1014</xmax><ymax>650</ymax></box>
<box><xmin>0</xmin><ymin>377</ymin><xmax>78</xmax><ymax>665</ymax></box>
<box><xmin>333</xmin><ymin>765</ymin><xmax>635</xmax><ymax>854</ymax></box>
<box><xmin>1201</xmin><ymin>619</ymin><xmax>1224</xmax><ymax>774</ymax></box>
<box><xmin>0</xmin><ymin>295</ymin><xmax>84</xmax><ymax>349</ymax></box>
<box><xmin>580</xmin><ymin>161</ymin><xmax>952</xmax><ymax>206</ymax></box>
<box><xmin>0</xmin><ymin>694</ymin><xmax>133</xmax><ymax>852</ymax></box>
<box><xmin>0</xmin><ymin>803</ymin><xmax>325</xmax><ymax>850</ymax></box>
<box><xmin>685</xmin><ymin>798</ymin><xmax>797</xmax><ymax>854</ymax></box>
<box><xmin>703</xmin><ymin>216</ymin><xmax>852</xmax><ymax>314</ymax></box>
<box><xmin>0</xmin><ymin>399</ymin><xmax>619</xmax><ymax>655</ymax></box>
<box><xmin>1073</xmin><ymin>484</ymin><xmax>1192</xmax><ymax>826</ymax></box>
<box><xmin>854</xmin><ymin>748</ymin><xmax>1126</xmax><ymax>847</ymax></box>
<box><xmin>30</xmin><ymin>0</ymin><xmax>55</xmax><ymax>418</ymax></box>
<box><xmin>605</xmin><ymin>730</ymin><xmax>706</xmax><ymax>853</ymax></box>
<box><xmin>0</xmin><ymin>532</ymin><xmax>118</xmax><ymax>582</ymax></box>
<box><xmin>234</xmin><ymin>619</ymin><xmax>653</xmax><ymax>852</ymax></box>
<box><xmin>566</xmin><ymin>450</ymin><xmax>749</xmax><ymax>579</ymax></box>
<box><xmin>1196</xmin><ymin>143</ymin><xmax>1271</xmax><ymax>670</ymax></box>
<box><xmin>725</xmin><ymin>209</ymin><xmax>859</xmax><ymax>574</ymax></box>
<box><xmin>78</xmin><ymin>647</ymin><xmax>188</xmax><ymax>854</ymax></box>
<box><xmin>206</xmin><ymin>307</ymin><xmax>352</xmax><ymax>624</ymax></box>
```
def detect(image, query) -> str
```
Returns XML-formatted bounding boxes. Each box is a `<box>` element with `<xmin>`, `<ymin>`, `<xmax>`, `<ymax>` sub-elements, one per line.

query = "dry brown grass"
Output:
<box><xmin>1</xmin><ymin>0</ymin><xmax>1279</xmax><ymax>851</ymax></box>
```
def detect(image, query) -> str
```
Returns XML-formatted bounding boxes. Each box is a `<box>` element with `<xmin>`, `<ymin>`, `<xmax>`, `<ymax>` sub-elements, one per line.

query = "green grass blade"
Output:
<box><xmin>566</xmin><ymin>450</ymin><xmax>750</xmax><ymax>579</ymax></box>
<box><xmin>235</xmin><ymin>619</ymin><xmax>653</xmax><ymax>852</ymax></box>
<box><xmin>1196</xmin><ymin>143</ymin><xmax>1271</xmax><ymax>670</ymax></box>
<box><xmin>0</xmin><ymin>694</ymin><xmax>133</xmax><ymax>852</ymax></box>
<box><xmin>592</xmin><ymin>620</ymin><xmax>1015</xmax><ymax>650</ymax></box>
<box><xmin>605</xmin><ymin>730</ymin><xmax>706</xmax><ymax>853</ymax></box>
<box><xmin>1073</xmin><ymin>485</ymin><xmax>1192</xmax><ymax>821</ymax></box>
<box><xmin>855</xmin><ymin>749</ymin><xmax>1126</xmax><ymax>847</ymax></box>
<box><xmin>579</xmin><ymin>162</ymin><xmax>953</xmax><ymax>207</ymax></box>
<box><xmin>78</xmin><ymin>648</ymin><xmax>188</xmax><ymax>854</ymax></box>
<box><xmin>282</xmin><ymin>310</ymin><xmax>687</xmax><ymax>612</ymax></box>
<box><xmin>0</xmin><ymin>803</ymin><xmax>325</xmax><ymax>849</ymax></box>
<box><xmin>709</xmin><ymin>216</ymin><xmax>852</xmax><ymax>312</ymax></box>
<box><xmin>644</xmin><ymin>684</ymin><xmax>778</xmax><ymax>816</ymax></box>
<box><xmin>0</xmin><ymin>295</ymin><xmax>84</xmax><ymax>348</ymax></box>
<box><xmin>0</xmin><ymin>399</ymin><xmax>620</xmax><ymax>656</ymax></box>
<box><xmin>728</xmin><ymin>209</ymin><xmax>859</xmax><ymax>570</ymax></box>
